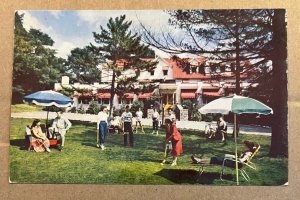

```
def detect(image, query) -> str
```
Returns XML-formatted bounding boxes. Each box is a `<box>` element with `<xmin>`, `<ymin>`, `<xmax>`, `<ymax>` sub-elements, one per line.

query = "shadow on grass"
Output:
<box><xmin>154</xmin><ymin>168</ymin><xmax>234</xmax><ymax>184</ymax></box>
<box><xmin>10</xmin><ymin>139</ymin><xmax>28</xmax><ymax>150</ymax></box>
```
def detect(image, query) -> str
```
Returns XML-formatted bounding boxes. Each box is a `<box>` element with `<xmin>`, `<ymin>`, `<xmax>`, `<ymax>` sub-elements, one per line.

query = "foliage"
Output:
<box><xmin>91</xmin><ymin>15</ymin><xmax>158</xmax><ymax>116</ymax></box>
<box><xmin>13</xmin><ymin>12</ymin><xmax>68</xmax><ymax>103</ymax></box>
<box><xmin>10</xmin><ymin>118</ymin><xmax>288</xmax><ymax>185</ymax></box>
<box><xmin>130</xmin><ymin>100</ymin><xmax>144</xmax><ymax>117</ymax></box>
<box><xmin>66</xmin><ymin>46</ymin><xmax>102</xmax><ymax>84</ymax></box>
<box><xmin>85</xmin><ymin>100</ymin><xmax>100</xmax><ymax>114</ymax></box>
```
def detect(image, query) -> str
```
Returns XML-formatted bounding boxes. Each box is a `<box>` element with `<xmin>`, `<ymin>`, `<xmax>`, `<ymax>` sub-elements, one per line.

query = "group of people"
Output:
<box><xmin>26</xmin><ymin>105</ymin><xmax>252</xmax><ymax>170</ymax></box>
<box><xmin>27</xmin><ymin>111</ymin><xmax>72</xmax><ymax>153</ymax></box>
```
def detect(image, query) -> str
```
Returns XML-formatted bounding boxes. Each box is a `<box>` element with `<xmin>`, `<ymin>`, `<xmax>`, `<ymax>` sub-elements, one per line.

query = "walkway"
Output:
<box><xmin>11</xmin><ymin>111</ymin><xmax>271</xmax><ymax>136</ymax></box>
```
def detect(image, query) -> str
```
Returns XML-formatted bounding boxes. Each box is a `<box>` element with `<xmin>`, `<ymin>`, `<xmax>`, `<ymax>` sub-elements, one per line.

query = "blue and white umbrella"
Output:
<box><xmin>24</xmin><ymin>90</ymin><xmax>73</xmax><ymax>107</ymax></box>
<box><xmin>24</xmin><ymin>90</ymin><xmax>73</xmax><ymax>124</ymax></box>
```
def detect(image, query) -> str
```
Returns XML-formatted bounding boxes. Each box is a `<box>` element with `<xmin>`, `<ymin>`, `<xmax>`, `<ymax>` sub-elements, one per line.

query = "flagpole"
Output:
<box><xmin>234</xmin><ymin>113</ymin><xmax>239</xmax><ymax>185</ymax></box>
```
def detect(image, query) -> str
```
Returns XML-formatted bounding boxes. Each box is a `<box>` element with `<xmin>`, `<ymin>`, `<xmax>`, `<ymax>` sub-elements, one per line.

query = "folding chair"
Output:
<box><xmin>220</xmin><ymin>144</ymin><xmax>261</xmax><ymax>181</ymax></box>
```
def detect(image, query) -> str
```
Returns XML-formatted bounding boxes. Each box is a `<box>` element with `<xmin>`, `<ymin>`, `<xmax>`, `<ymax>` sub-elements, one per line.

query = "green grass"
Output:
<box><xmin>10</xmin><ymin>118</ymin><xmax>288</xmax><ymax>185</ymax></box>
<box><xmin>11</xmin><ymin>104</ymin><xmax>42</xmax><ymax>113</ymax></box>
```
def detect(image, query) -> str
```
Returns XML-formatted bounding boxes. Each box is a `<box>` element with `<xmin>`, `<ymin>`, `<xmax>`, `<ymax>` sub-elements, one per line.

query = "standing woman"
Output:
<box><xmin>163</xmin><ymin>110</ymin><xmax>183</xmax><ymax>166</ymax></box>
<box><xmin>30</xmin><ymin>119</ymin><xmax>51</xmax><ymax>153</ymax></box>
<box><xmin>121</xmin><ymin>105</ymin><xmax>134</xmax><ymax>147</ymax></box>
<box><xmin>97</xmin><ymin>106</ymin><xmax>109</xmax><ymax>150</ymax></box>
<box><xmin>152</xmin><ymin>108</ymin><xmax>159</xmax><ymax>135</ymax></box>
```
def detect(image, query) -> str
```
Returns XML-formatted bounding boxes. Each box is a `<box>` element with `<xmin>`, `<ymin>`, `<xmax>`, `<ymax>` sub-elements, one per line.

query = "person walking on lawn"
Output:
<box><xmin>49</xmin><ymin>111</ymin><xmax>72</xmax><ymax>151</ymax></box>
<box><xmin>97</xmin><ymin>106</ymin><xmax>109</xmax><ymax>150</ymax></box>
<box><xmin>122</xmin><ymin>105</ymin><xmax>134</xmax><ymax>147</ymax></box>
<box><xmin>161</xmin><ymin>111</ymin><xmax>183</xmax><ymax>166</ymax></box>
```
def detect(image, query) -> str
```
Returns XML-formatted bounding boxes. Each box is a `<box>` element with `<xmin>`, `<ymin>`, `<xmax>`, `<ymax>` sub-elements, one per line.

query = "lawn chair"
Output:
<box><xmin>192</xmin><ymin>144</ymin><xmax>260</xmax><ymax>182</ymax></box>
<box><xmin>24</xmin><ymin>126</ymin><xmax>33</xmax><ymax>151</ymax></box>
<box><xmin>220</xmin><ymin>144</ymin><xmax>261</xmax><ymax>181</ymax></box>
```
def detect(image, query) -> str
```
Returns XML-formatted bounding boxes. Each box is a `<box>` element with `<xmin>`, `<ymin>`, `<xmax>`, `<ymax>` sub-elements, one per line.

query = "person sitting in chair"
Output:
<box><xmin>49</xmin><ymin>111</ymin><xmax>72</xmax><ymax>151</ymax></box>
<box><xmin>191</xmin><ymin>140</ymin><xmax>255</xmax><ymax>168</ymax></box>
<box><xmin>30</xmin><ymin>119</ymin><xmax>51</xmax><ymax>153</ymax></box>
<box><xmin>208</xmin><ymin>115</ymin><xmax>227</xmax><ymax>142</ymax></box>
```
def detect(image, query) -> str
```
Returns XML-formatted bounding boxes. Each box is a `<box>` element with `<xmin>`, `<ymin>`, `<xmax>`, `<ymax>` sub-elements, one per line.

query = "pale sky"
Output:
<box><xmin>19</xmin><ymin>10</ymin><xmax>185</xmax><ymax>59</ymax></box>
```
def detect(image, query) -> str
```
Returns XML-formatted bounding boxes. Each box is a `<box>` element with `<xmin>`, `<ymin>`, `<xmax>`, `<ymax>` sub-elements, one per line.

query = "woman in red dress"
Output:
<box><xmin>161</xmin><ymin>109</ymin><xmax>183</xmax><ymax>166</ymax></box>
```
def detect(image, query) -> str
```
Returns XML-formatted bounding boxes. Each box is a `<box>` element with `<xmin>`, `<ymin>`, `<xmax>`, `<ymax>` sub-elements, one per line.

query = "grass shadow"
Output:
<box><xmin>10</xmin><ymin>139</ymin><xmax>28</xmax><ymax>150</ymax></box>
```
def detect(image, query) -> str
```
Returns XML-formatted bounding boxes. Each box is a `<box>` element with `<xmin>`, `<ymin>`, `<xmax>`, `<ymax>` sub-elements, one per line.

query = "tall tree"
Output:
<box><xmin>91</xmin><ymin>15</ymin><xmax>157</xmax><ymax>116</ymax></box>
<box><xmin>269</xmin><ymin>10</ymin><xmax>288</xmax><ymax>157</ymax></box>
<box><xmin>13</xmin><ymin>12</ymin><xmax>67</xmax><ymax>103</ymax></box>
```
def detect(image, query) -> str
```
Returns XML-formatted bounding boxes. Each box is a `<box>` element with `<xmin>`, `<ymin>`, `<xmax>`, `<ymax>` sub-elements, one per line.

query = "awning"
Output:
<box><xmin>181</xmin><ymin>93</ymin><xmax>196</xmax><ymax>99</ymax></box>
<box><xmin>96</xmin><ymin>93</ymin><xmax>111</xmax><ymax>99</ymax></box>
<box><xmin>124</xmin><ymin>93</ymin><xmax>134</xmax><ymax>99</ymax></box>
<box><xmin>202</xmin><ymin>92</ymin><xmax>221</xmax><ymax>97</ymax></box>
<box><xmin>138</xmin><ymin>93</ymin><xmax>153</xmax><ymax>99</ymax></box>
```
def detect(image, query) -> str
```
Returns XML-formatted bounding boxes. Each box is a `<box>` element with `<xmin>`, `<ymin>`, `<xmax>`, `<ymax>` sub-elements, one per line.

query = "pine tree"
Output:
<box><xmin>91</xmin><ymin>15</ymin><xmax>157</xmax><ymax>116</ymax></box>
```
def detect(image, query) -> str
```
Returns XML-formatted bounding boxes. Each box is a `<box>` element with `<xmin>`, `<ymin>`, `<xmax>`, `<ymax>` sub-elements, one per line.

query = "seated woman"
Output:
<box><xmin>30</xmin><ymin>119</ymin><xmax>51</xmax><ymax>153</ymax></box>
<box><xmin>191</xmin><ymin>140</ymin><xmax>255</xmax><ymax>168</ymax></box>
<box><xmin>208</xmin><ymin>115</ymin><xmax>227</xmax><ymax>142</ymax></box>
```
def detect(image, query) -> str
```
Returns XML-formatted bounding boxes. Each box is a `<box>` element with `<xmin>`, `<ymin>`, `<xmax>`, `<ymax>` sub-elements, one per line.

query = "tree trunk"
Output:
<box><xmin>269</xmin><ymin>9</ymin><xmax>288</xmax><ymax>157</ymax></box>
<box><xmin>109</xmin><ymin>71</ymin><xmax>116</xmax><ymax>118</ymax></box>
<box><xmin>234</xmin><ymin>10</ymin><xmax>241</xmax><ymax>137</ymax></box>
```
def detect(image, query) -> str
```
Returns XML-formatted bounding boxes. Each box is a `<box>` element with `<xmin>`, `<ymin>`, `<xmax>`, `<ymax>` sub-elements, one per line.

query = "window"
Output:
<box><xmin>163</xmin><ymin>70</ymin><xmax>168</xmax><ymax>76</ymax></box>
<box><xmin>150</xmin><ymin>71</ymin><xmax>155</xmax><ymax>76</ymax></box>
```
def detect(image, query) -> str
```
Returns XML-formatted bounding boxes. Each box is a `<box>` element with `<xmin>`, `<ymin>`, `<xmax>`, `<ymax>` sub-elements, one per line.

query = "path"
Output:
<box><xmin>11</xmin><ymin>111</ymin><xmax>271</xmax><ymax>136</ymax></box>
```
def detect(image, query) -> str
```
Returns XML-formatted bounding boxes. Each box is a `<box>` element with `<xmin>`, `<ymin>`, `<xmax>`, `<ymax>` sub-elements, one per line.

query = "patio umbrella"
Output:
<box><xmin>199</xmin><ymin>94</ymin><xmax>273</xmax><ymax>185</ymax></box>
<box><xmin>24</xmin><ymin>90</ymin><xmax>73</xmax><ymax>125</ymax></box>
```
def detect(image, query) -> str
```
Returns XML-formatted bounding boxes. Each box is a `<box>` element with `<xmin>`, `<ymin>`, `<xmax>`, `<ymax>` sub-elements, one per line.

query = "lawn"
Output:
<box><xmin>10</xmin><ymin>118</ymin><xmax>288</xmax><ymax>185</ymax></box>
<box><xmin>11</xmin><ymin>104</ymin><xmax>42</xmax><ymax>113</ymax></box>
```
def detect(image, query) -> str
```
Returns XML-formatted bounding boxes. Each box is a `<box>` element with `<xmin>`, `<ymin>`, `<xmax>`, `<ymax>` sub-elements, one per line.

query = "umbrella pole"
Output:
<box><xmin>234</xmin><ymin>113</ymin><xmax>239</xmax><ymax>185</ymax></box>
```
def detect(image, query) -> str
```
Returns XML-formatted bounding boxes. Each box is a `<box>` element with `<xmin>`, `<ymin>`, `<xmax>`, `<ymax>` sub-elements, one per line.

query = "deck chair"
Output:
<box><xmin>192</xmin><ymin>144</ymin><xmax>260</xmax><ymax>182</ymax></box>
<box><xmin>220</xmin><ymin>144</ymin><xmax>261</xmax><ymax>181</ymax></box>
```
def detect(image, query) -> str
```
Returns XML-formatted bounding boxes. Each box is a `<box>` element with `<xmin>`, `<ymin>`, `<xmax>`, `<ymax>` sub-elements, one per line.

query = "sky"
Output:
<box><xmin>19</xmin><ymin>10</ymin><xmax>186</xmax><ymax>59</ymax></box>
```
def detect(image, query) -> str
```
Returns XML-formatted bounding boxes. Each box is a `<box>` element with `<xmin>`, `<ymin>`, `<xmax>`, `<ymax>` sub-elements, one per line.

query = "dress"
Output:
<box><xmin>170</xmin><ymin>125</ymin><xmax>183</xmax><ymax>156</ymax></box>
<box><xmin>31</xmin><ymin>127</ymin><xmax>50</xmax><ymax>152</ymax></box>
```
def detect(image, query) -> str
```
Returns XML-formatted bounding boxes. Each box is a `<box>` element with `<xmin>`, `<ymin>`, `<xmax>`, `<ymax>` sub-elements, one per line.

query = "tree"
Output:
<box><xmin>141</xmin><ymin>9</ymin><xmax>287</xmax><ymax>157</ymax></box>
<box><xmin>13</xmin><ymin>12</ymin><xmax>67</xmax><ymax>103</ymax></box>
<box><xmin>269</xmin><ymin>10</ymin><xmax>288</xmax><ymax>157</ymax></box>
<box><xmin>67</xmin><ymin>46</ymin><xmax>102</xmax><ymax>84</ymax></box>
<box><xmin>91</xmin><ymin>15</ymin><xmax>158</xmax><ymax>116</ymax></box>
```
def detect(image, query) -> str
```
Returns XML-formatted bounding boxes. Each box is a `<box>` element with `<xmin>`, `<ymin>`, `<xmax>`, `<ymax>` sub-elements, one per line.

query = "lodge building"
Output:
<box><xmin>54</xmin><ymin>56</ymin><xmax>257</xmax><ymax>111</ymax></box>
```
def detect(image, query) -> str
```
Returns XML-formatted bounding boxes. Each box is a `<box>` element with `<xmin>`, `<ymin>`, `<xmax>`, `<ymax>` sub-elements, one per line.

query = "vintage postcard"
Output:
<box><xmin>9</xmin><ymin>9</ymin><xmax>288</xmax><ymax>186</ymax></box>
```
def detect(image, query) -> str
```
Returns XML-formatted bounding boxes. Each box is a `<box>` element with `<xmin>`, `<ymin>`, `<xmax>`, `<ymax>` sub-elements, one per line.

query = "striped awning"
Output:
<box><xmin>181</xmin><ymin>93</ymin><xmax>196</xmax><ymax>99</ymax></box>
<box><xmin>96</xmin><ymin>93</ymin><xmax>111</xmax><ymax>99</ymax></box>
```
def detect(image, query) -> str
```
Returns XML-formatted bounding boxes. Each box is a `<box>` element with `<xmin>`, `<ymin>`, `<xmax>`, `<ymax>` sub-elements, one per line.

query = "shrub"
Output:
<box><xmin>130</xmin><ymin>100</ymin><xmax>144</xmax><ymax>117</ymax></box>
<box><xmin>86</xmin><ymin>100</ymin><xmax>100</xmax><ymax>114</ymax></box>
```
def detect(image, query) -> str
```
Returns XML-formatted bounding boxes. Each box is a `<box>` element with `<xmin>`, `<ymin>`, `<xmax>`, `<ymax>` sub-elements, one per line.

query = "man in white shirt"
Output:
<box><xmin>49</xmin><ymin>111</ymin><xmax>72</xmax><ymax>151</ymax></box>
<box><xmin>121</xmin><ymin>105</ymin><xmax>134</xmax><ymax>147</ymax></box>
<box><xmin>135</xmin><ymin>107</ymin><xmax>144</xmax><ymax>133</ymax></box>
<box><xmin>97</xmin><ymin>106</ymin><xmax>109</xmax><ymax>150</ymax></box>
<box><xmin>152</xmin><ymin>108</ymin><xmax>160</xmax><ymax>135</ymax></box>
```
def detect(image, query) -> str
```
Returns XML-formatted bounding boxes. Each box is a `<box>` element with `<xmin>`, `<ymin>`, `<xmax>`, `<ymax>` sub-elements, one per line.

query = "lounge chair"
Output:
<box><xmin>192</xmin><ymin>144</ymin><xmax>261</xmax><ymax>182</ymax></box>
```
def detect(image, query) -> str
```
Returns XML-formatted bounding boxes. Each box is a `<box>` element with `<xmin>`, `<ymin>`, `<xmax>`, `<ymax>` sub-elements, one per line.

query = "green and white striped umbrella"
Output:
<box><xmin>199</xmin><ymin>95</ymin><xmax>273</xmax><ymax>115</ymax></box>
<box><xmin>199</xmin><ymin>94</ymin><xmax>273</xmax><ymax>185</ymax></box>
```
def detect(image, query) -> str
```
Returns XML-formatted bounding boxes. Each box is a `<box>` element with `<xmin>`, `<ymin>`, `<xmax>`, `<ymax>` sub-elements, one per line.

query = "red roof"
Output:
<box><xmin>202</xmin><ymin>92</ymin><xmax>222</xmax><ymax>97</ymax></box>
<box><xmin>163</xmin><ymin>58</ymin><xmax>210</xmax><ymax>79</ymax></box>
<box><xmin>181</xmin><ymin>93</ymin><xmax>196</xmax><ymax>99</ymax></box>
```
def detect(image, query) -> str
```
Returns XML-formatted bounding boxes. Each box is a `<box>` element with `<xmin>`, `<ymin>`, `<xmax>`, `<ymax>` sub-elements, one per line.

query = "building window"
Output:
<box><xmin>150</xmin><ymin>71</ymin><xmax>155</xmax><ymax>76</ymax></box>
<box><xmin>163</xmin><ymin>70</ymin><xmax>168</xmax><ymax>76</ymax></box>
